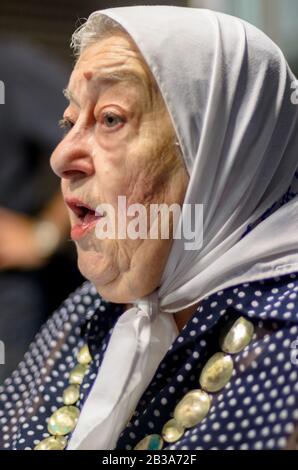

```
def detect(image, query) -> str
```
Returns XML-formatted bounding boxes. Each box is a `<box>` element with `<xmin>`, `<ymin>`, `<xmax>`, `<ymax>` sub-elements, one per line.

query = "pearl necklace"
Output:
<box><xmin>134</xmin><ymin>316</ymin><xmax>254</xmax><ymax>450</ymax></box>
<box><xmin>33</xmin><ymin>315</ymin><xmax>254</xmax><ymax>450</ymax></box>
<box><xmin>34</xmin><ymin>344</ymin><xmax>92</xmax><ymax>450</ymax></box>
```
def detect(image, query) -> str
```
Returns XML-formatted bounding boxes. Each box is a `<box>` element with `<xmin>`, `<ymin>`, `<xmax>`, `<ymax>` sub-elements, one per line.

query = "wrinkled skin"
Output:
<box><xmin>51</xmin><ymin>32</ymin><xmax>189</xmax><ymax>306</ymax></box>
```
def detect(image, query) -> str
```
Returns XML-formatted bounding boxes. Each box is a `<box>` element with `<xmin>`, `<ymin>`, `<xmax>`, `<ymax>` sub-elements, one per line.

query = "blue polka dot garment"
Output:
<box><xmin>0</xmin><ymin>271</ymin><xmax>297</xmax><ymax>450</ymax></box>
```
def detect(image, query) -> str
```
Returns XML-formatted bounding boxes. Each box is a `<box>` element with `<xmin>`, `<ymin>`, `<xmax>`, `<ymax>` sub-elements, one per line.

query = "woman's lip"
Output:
<box><xmin>65</xmin><ymin>197</ymin><xmax>105</xmax><ymax>240</ymax></box>
<box><xmin>65</xmin><ymin>197</ymin><xmax>95</xmax><ymax>217</ymax></box>
<box><xmin>71</xmin><ymin>218</ymin><xmax>100</xmax><ymax>241</ymax></box>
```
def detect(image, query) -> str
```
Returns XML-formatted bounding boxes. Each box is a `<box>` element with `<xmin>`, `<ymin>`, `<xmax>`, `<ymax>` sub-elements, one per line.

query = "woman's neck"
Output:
<box><xmin>173</xmin><ymin>302</ymin><xmax>200</xmax><ymax>333</ymax></box>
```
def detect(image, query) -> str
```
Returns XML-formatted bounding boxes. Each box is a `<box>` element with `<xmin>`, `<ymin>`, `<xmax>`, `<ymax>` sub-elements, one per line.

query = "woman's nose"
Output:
<box><xmin>50</xmin><ymin>134</ymin><xmax>95</xmax><ymax>180</ymax></box>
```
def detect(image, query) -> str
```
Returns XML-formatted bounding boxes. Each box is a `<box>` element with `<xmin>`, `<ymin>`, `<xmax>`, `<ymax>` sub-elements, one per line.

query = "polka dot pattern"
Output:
<box><xmin>0</xmin><ymin>272</ymin><xmax>298</xmax><ymax>450</ymax></box>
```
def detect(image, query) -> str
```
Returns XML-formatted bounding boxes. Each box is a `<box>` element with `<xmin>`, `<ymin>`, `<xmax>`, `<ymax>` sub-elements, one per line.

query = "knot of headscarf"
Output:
<box><xmin>68</xmin><ymin>292</ymin><xmax>178</xmax><ymax>449</ymax></box>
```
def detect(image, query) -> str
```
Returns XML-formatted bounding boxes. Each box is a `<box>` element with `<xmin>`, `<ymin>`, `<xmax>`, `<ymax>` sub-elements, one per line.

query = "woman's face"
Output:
<box><xmin>51</xmin><ymin>32</ymin><xmax>188</xmax><ymax>303</ymax></box>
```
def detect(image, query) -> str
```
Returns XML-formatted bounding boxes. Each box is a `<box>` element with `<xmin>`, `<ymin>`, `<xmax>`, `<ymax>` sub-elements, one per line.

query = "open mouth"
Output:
<box><xmin>65</xmin><ymin>198</ymin><xmax>105</xmax><ymax>240</ymax></box>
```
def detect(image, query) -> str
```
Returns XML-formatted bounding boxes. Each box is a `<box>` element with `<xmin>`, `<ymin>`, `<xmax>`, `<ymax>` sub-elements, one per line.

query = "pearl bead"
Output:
<box><xmin>34</xmin><ymin>436</ymin><xmax>67</xmax><ymax>450</ymax></box>
<box><xmin>77</xmin><ymin>344</ymin><xmax>92</xmax><ymax>365</ymax></box>
<box><xmin>134</xmin><ymin>434</ymin><xmax>163</xmax><ymax>450</ymax></box>
<box><xmin>48</xmin><ymin>406</ymin><xmax>80</xmax><ymax>436</ymax></box>
<box><xmin>162</xmin><ymin>418</ymin><xmax>184</xmax><ymax>443</ymax></box>
<box><xmin>199</xmin><ymin>352</ymin><xmax>233</xmax><ymax>392</ymax></box>
<box><xmin>220</xmin><ymin>316</ymin><xmax>254</xmax><ymax>354</ymax></box>
<box><xmin>174</xmin><ymin>389</ymin><xmax>211</xmax><ymax>428</ymax></box>
<box><xmin>69</xmin><ymin>364</ymin><xmax>88</xmax><ymax>385</ymax></box>
<box><xmin>63</xmin><ymin>385</ymin><xmax>80</xmax><ymax>406</ymax></box>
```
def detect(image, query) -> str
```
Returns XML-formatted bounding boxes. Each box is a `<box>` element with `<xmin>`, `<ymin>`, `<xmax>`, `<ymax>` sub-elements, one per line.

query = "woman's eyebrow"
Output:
<box><xmin>63</xmin><ymin>88</ymin><xmax>80</xmax><ymax>107</ymax></box>
<box><xmin>63</xmin><ymin>69</ymin><xmax>148</xmax><ymax>107</ymax></box>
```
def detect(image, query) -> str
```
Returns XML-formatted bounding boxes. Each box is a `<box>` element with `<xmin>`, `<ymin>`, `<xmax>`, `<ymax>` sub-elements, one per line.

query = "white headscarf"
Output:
<box><xmin>68</xmin><ymin>6</ymin><xmax>298</xmax><ymax>449</ymax></box>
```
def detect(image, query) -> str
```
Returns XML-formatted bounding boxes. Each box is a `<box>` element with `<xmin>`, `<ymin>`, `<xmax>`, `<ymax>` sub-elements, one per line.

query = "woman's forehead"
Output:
<box><xmin>66</xmin><ymin>40</ymin><xmax>162</xmax><ymax>115</ymax></box>
<box><xmin>67</xmin><ymin>37</ymin><xmax>153</xmax><ymax>100</ymax></box>
<box><xmin>73</xmin><ymin>35</ymin><xmax>148</xmax><ymax>80</ymax></box>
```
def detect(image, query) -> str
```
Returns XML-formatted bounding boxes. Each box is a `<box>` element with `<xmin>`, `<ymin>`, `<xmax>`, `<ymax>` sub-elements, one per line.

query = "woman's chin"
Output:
<box><xmin>77</xmin><ymin>251</ymin><xmax>116</xmax><ymax>288</ymax></box>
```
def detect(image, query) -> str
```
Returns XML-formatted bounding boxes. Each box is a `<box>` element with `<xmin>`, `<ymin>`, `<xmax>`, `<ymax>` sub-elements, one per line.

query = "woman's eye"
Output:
<box><xmin>58</xmin><ymin>117</ymin><xmax>74</xmax><ymax>134</ymax></box>
<box><xmin>102</xmin><ymin>112</ymin><xmax>125</xmax><ymax>129</ymax></box>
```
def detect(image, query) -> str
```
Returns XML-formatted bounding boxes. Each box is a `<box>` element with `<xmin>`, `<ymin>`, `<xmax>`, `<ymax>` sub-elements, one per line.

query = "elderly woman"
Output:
<box><xmin>0</xmin><ymin>5</ymin><xmax>298</xmax><ymax>451</ymax></box>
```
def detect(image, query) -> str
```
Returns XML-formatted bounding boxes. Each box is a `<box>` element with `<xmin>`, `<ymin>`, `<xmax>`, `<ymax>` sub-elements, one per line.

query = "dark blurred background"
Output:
<box><xmin>0</xmin><ymin>0</ymin><xmax>187</xmax><ymax>63</ymax></box>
